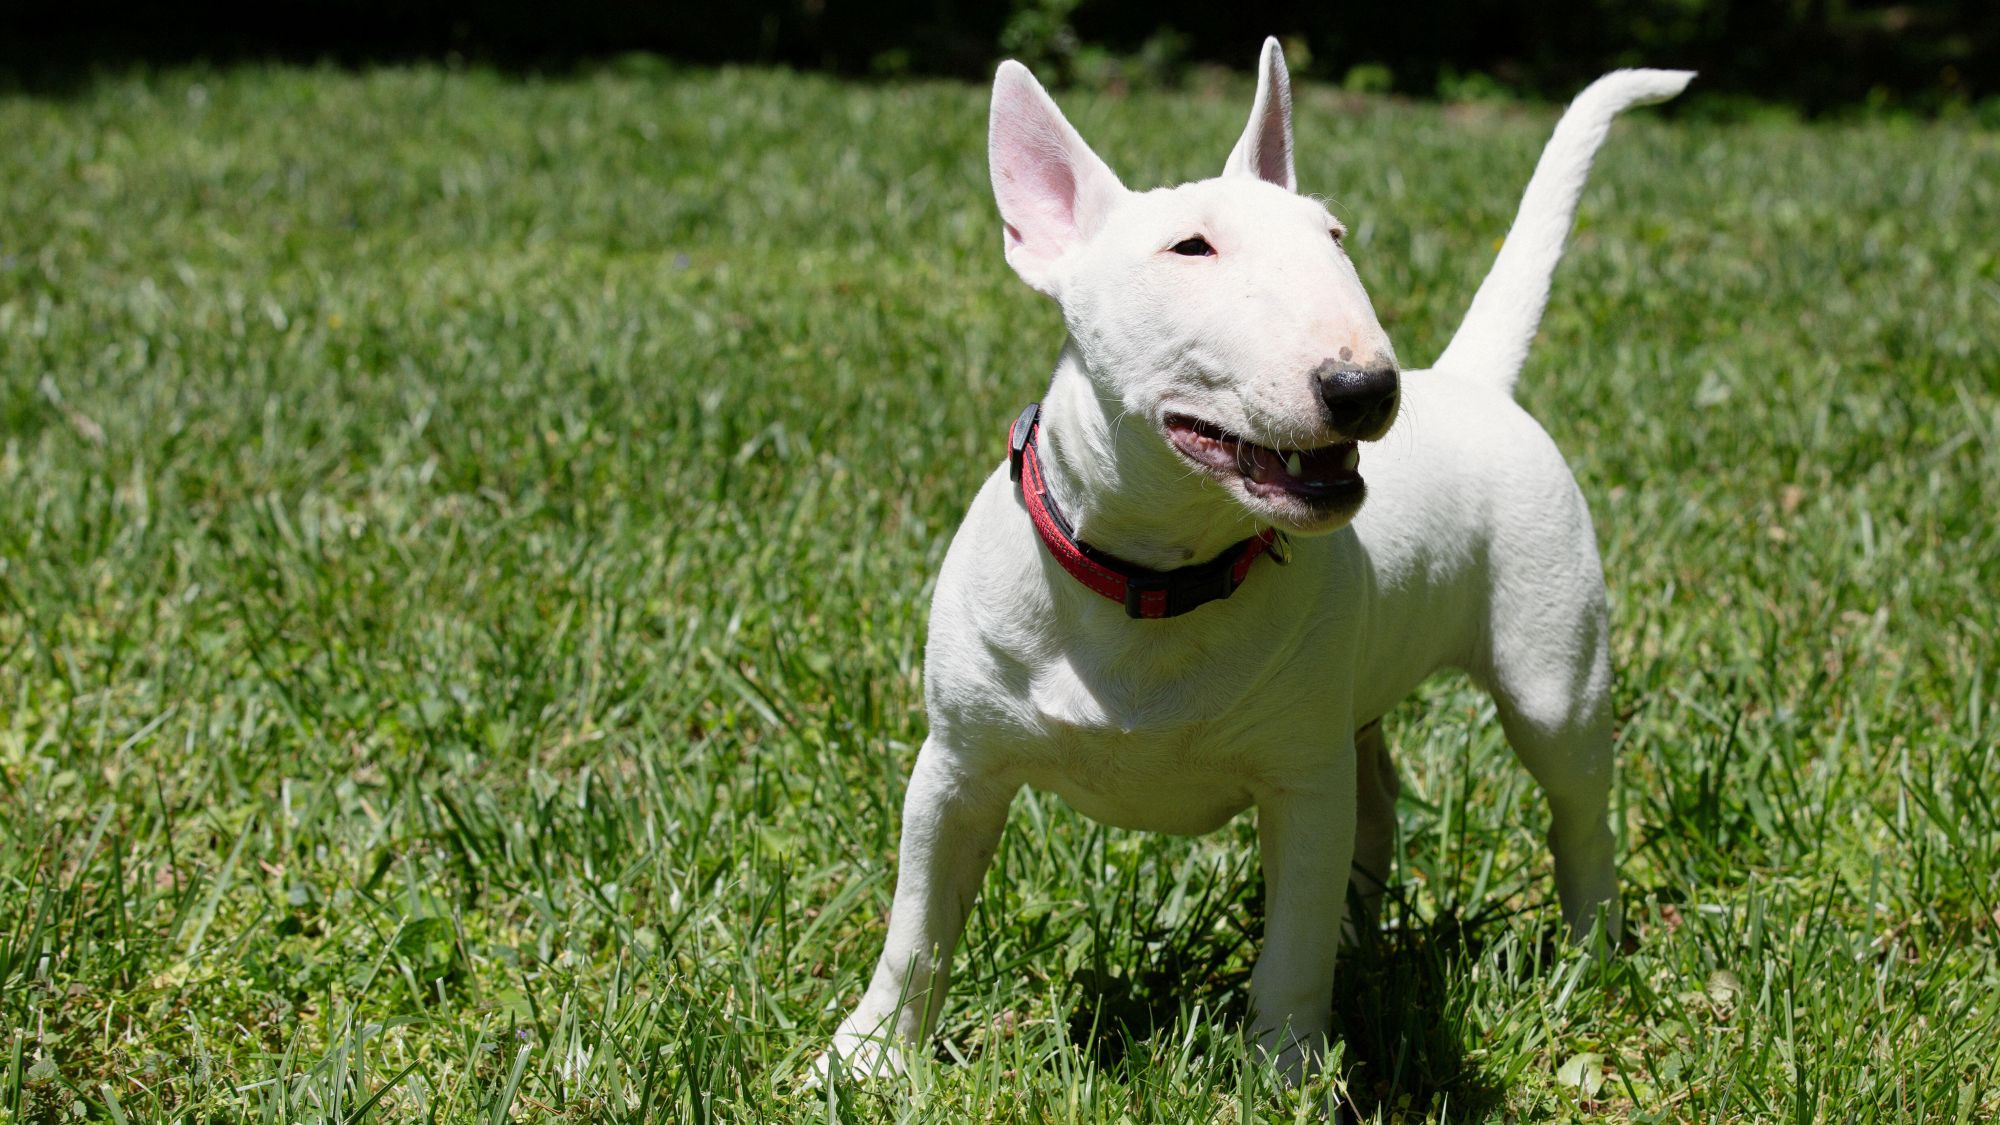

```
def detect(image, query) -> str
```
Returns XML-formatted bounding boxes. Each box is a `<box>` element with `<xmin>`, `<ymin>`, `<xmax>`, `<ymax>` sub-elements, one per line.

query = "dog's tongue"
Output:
<box><xmin>1241</xmin><ymin>443</ymin><xmax>1289</xmax><ymax>484</ymax></box>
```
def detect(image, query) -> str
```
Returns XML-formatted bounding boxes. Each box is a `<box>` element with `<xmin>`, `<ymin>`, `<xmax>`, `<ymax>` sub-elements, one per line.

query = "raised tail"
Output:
<box><xmin>1430</xmin><ymin>69</ymin><xmax>1693</xmax><ymax>396</ymax></box>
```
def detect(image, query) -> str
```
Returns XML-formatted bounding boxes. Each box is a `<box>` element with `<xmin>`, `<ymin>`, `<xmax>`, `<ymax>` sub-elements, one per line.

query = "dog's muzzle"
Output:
<box><xmin>1312</xmin><ymin>359</ymin><xmax>1400</xmax><ymax>442</ymax></box>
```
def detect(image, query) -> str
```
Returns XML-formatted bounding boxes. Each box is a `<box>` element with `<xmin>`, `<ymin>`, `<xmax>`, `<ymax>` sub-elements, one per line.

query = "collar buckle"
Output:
<box><xmin>1122</xmin><ymin>571</ymin><xmax>1166</xmax><ymax>618</ymax></box>
<box><xmin>1122</xmin><ymin>544</ymin><xmax>1246</xmax><ymax>619</ymax></box>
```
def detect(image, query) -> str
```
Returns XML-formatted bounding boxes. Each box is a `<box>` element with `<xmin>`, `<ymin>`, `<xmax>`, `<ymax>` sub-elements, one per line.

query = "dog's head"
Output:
<box><xmin>991</xmin><ymin>39</ymin><xmax>1398</xmax><ymax>535</ymax></box>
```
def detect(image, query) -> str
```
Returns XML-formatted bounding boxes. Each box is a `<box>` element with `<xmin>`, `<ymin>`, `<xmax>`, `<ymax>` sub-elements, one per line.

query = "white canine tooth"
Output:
<box><xmin>1342</xmin><ymin>446</ymin><xmax>1360</xmax><ymax>471</ymax></box>
<box><xmin>1286</xmin><ymin>452</ymin><xmax>1303</xmax><ymax>476</ymax></box>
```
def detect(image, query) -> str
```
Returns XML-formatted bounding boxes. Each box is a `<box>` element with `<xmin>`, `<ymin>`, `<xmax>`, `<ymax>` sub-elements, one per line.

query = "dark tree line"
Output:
<box><xmin>7</xmin><ymin>0</ymin><xmax>1995</xmax><ymax>111</ymax></box>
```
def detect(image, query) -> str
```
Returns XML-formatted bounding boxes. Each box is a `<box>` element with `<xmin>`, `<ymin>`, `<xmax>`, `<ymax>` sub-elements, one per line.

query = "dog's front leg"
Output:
<box><xmin>1248</xmin><ymin>760</ymin><xmax>1357</xmax><ymax>1081</ymax></box>
<box><xmin>824</xmin><ymin>736</ymin><xmax>1013</xmax><ymax>1079</ymax></box>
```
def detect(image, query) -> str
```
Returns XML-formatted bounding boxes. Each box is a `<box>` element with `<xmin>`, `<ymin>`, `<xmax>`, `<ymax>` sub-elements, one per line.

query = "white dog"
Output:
<box><xmin>826</xmin><ymin>39</ymin><xmax>1691</xmax><ymax>1079</ymax></box>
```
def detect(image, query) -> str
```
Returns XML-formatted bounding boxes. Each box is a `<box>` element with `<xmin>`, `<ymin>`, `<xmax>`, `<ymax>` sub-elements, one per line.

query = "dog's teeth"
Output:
<box><xmin>1286</xmin><ymin>452</ymin><xmax>1303</xmax><ymax>476</ymax></box>
<box><xmin>1342</xmin><ymin>446</ymin><xmax>1360</xmax><ymax>472</ymax></box>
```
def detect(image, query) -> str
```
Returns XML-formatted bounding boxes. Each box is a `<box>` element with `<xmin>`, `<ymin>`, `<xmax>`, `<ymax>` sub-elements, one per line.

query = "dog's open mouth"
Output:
<box><xmin>1164</xmin><ymin>414</ymin><xmax>1362</xmax><ymax>504</ymax></box>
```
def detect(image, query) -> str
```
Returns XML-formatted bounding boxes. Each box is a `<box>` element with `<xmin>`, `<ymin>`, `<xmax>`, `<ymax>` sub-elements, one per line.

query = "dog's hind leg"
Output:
<box><xmin>1498</xmin><ymin>692</ymin><xmax>1619</xmax><ymax>947</ymax></box>
<box><xmin>1348</xmin><ymin>719</ymin><xmax>1400</xmax><ymax>935</ymax></box>
<box><xmin>1479</xmin><ymin>577</ymin><xmax>1621</xmax><ymax>947</ymax></box>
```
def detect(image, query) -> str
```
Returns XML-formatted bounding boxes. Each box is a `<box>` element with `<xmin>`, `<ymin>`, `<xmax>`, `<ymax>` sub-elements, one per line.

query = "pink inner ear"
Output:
<box><xmin>1252</xmin><ymin>108</ymin><xmax>1291</xmax><ymax>187</ymax></box>
<box><xmin>993</xmin><ymin>103</ymin><xmax>1083</xmax><ymax>258</ymax></box>
<box><xmin>1227</xmin><ymin>43</ymin><xmax>1297</xmax><ymax>190</ymax></box>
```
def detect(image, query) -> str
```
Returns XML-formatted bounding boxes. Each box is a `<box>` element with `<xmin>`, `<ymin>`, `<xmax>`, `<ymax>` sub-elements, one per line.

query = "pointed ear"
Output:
<box><xmin>1223</xmin><ymin>37</ymin><xmax>1297</xmax><ymax>191</ymax></box>
<box><xmin>989</xmin><ymin>60</ymin><xmax>1125</xmax><ymax>297</ymax></box>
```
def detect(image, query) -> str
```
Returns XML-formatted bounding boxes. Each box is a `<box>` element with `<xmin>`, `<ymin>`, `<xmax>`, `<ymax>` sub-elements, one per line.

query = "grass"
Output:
<box><xmin>0</xmin><ymin>58</ymin><xmax>1996</xmax><ymax>1122</ymax></box>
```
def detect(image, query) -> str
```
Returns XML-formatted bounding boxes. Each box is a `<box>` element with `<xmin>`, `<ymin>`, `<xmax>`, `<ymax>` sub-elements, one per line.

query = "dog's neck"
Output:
<box><xmin>1035</xmin><ymin>341</ymin><xmax>1265</xmax><ymax>572</ymax></box>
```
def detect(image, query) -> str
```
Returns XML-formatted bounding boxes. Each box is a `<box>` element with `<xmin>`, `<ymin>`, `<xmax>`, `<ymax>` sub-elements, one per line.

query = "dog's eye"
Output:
<box><xmin>1329</xmin><ymin>227</ymin><xmax>1346</xmax><ymax>244</ymax></box>
<box><xmin>1170</xmin><ymin>236</ymin><xmax>1215</xmax><ymax>257</ymax></box>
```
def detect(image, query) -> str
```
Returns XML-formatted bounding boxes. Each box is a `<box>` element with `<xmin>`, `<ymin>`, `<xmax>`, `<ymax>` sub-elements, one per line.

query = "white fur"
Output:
<box><xmin>821</xmin><ymin>39</ymin><xmax>1692</xmax><ymax>1082</ymax></box>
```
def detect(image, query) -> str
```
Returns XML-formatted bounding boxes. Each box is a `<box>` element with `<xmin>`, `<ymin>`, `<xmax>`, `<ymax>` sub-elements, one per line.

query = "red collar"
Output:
<box><xmin>1008</xmin><ymin>403</ymin><xmax>1280</xmax><ymax>619</ymax></box>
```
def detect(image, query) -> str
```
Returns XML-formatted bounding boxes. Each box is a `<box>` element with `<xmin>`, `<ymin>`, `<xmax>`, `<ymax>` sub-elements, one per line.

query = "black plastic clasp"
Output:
<box><xmin>1168</xmin><ymin>562</ymin><xmax>1238</xmax><ymax>617</ymax></box>
<box><xmin>1126</xmin><ymin>544</ymin><xmax>1246</xmax><ymax>619</ymax></box>
<box><xmin>1009</xmin><ymin>403</ymin><xmax>1041</xmax><ymax>483</ymax></box>
<box><xmin>1122</xmin><ymin>571</ymin><xmax>1166</xmax><ymax>618</ymax></box>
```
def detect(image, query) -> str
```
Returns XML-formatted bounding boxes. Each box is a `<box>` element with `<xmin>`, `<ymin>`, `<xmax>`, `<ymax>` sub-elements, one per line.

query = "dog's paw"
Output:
<box><xmin>804</xmin><ymin>1031</ymin><xmax>910</xmax><ymax>1089</ymax></box>
<box><xmin>1250</xmin><ymin>1024</ymin><xmax>1330</xmax><ymax>1087</ymax></box>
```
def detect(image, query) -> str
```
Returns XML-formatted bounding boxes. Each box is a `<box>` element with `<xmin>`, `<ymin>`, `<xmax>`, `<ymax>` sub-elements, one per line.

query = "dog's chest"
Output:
<box><xmin>995</xmin><ymin>633</ymin><xmax>1332</xmax><ymax>835</ymax></box>
<box><xmin>1018</xmin><ymin>721</ymin><xmax>1268</xmax><ymax>835</ymax></box>
<box><xmin>932</xmin><ymin>480</ymin><xmax>1361</xmax><ymax>834</ymax></box>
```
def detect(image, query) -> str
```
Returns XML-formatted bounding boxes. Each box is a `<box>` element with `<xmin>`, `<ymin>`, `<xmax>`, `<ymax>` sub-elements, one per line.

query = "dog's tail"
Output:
<box><xmin>1430</xmin><ymin>69</ymin><xmax>1693</xmax><ymax>397</ymax></box>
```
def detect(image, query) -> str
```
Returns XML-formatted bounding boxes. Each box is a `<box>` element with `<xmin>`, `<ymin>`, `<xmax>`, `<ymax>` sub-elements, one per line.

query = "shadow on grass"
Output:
<box><xmin>1327</xmin><ymin>907</ymin><xmax>1508</xmax><ymax>1121</ymax></box>
<box><xmin>1063</xmin><ymin>887</ymin><xmax>1507</xmax><ymax>1121</ymax></box>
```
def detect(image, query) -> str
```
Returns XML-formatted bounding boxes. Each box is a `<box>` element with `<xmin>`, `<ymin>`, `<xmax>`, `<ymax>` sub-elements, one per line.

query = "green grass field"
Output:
<box><xmin>2</xmin><ymin>60</ymin><xmax>1997</xmax><ymax>1122</ymax></box>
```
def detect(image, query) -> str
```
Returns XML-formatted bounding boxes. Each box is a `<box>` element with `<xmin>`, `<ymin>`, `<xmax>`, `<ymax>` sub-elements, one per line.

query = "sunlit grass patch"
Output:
<box><xmin>1</xmin><ymin>63</ymin><xmax>1996</xmax><ymax>1122</ymax></box>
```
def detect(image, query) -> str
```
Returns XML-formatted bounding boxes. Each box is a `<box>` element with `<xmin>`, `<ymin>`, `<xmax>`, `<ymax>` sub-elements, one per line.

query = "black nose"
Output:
<box><xmin>1313</xmin><ymin>360</ymin><xmax>1400</xmax><ymax>440</ymax></box>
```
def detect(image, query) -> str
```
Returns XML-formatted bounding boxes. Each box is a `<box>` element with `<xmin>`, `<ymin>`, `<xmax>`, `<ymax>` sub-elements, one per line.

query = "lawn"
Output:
<box><xmin>1</xmin><ymin>59</ymin><xmax>1996</xmax><ymax>1122</ymax></box>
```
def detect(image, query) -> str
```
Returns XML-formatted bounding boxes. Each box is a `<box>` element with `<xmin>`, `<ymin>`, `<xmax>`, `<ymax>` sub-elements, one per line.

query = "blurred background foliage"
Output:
<box><xmin>4</xmin><ymin>0</ymin><xmax>1997</xmax><ymax>114</ymax></box>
